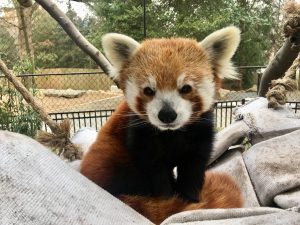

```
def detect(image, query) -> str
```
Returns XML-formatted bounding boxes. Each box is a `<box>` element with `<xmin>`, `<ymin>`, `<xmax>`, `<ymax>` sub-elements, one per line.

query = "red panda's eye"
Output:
<box><xmin>179</xmin><ymin>84</ymin><xmax>192</xmax><ymax>94</ymax></box>
<box><xmin>143</xmin><ymin>87</ymin><xmax>155</xmax><ymax>96</ymax></box>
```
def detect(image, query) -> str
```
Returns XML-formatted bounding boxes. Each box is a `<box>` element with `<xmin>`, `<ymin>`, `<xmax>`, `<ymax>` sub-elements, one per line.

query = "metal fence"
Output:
<box><xmin>1</xmin><ymin>71</ymin><xmax>300</xmax><ymax>135</ymax></box>
<box><xmin>46</xmin><ymin>109</ymin><xmax>114</xmax><ymax>133</ymax></box>
<box><xmin>214</xmin><ymin>99</ymin><xmax>245</xmax><ymax>129</ymax></box>
<box><xmin>1</xmin><ymin>1</ymin><xmax>299</xmax><ymax>136</ymax></box>
<box><xmin>40</xmin><ymin>99</ymin><xmax>300</xmax><ymax>134</ymax></box>
<box><xmin>43</xmin><ymin>100</ymin><xmax>247</xmax><ymax>133</ymax></box>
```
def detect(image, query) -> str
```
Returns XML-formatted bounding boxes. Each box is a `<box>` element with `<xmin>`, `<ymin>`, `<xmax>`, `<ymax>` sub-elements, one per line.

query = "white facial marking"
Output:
<box><xmin>177</xmin><ymin>73</ymin><xmax>194</xmax><ymax>89</ymax></box>
<box><xmin>146</xmin><ymin>90</ymin><xmax>193</xmax><ymax>130</ymax></box>
<box><xmin>125</xmin><ymin>79</ymin><xmax>139</xmax><ymax>113</ymax></box>
<box><xmin>148</xmin><ymin>75</ymin><xmax>156</xmax><ymax>89</ymax></box>
<box><xmin>177</xmin><ymin>74</ymin><xmax>186</xmax><ymax>87</ymax></box>
<box><xmin>142</xmin><ymin>75</ymin><xmax>157</xmax><ymax>90</ymax></box>
<box><xmin>196</xmin><ymin>78</ymin><xmax>215</xmax><ymax>112</ymax></box>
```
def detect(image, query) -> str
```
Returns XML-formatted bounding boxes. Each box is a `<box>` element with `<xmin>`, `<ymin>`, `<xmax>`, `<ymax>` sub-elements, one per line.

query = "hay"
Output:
<box><xmin>266</xmin><ymin>78</ymin><xmax>297</xmax><ymax>108</ymax></box>
<box><xmin>283</xmin><ymin>1</ymin><xmax>300</xmax><ymax>38</ymax></box>
<box><xmin>36</xmin><ymin>119</ymin><xmax>83</xmax><ymax>161</ymax></box>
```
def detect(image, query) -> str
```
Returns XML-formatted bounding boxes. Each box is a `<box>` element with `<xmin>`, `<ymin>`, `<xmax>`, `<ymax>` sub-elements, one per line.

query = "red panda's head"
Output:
<box><xmin>102</xmin><ymin>27</ymin><xmax>240</xmax><ymax>130</ymax></box>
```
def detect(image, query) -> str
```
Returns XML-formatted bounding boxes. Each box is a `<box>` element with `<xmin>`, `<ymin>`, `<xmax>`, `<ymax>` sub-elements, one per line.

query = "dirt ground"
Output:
<box><xmin>37</xmin><ymin>90</ymin><xmax>123</xmax><ymax>113</ymax></box>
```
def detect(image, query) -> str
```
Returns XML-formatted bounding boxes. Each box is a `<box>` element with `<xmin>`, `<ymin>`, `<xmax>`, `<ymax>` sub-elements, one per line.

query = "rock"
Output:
<box><xmin>42</xmin><ymin>88</ymin><xmax>86</xmax><ymax>98</ymax></box>
<box><xmin>110</xmin><ymin>85</ymin><xmax>119</xmax><ymax>92</ymax></box>
<box><xmin>217</xmin><ymin>88</ymin><xmax>231</xmax><ymax>99</ymax></box>
<box><xmin>246</xmin><ymin>85</ymin><xmax>257</xmax><ymax>92</ymax></box>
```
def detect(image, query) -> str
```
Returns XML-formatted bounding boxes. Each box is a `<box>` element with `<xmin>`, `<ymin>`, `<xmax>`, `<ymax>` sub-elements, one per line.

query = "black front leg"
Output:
<box><xmin>176</xmin><ymin>157</ymin><xmax>207</xmax><ymax>202</ymax></box>
<box><xmin>147</xmin><ymin>168</ymin><xmax>175</xmax><ymax>197</ymax></box>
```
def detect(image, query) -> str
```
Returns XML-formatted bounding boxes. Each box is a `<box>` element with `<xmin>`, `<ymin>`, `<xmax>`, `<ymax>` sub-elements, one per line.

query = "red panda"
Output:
<box><xmin>119</xmin><ymin>172</ymin><xmax>243</xmax><ymax>224</ymax></box>
<box><xmin>80</xmin><ymin>26</ymin><xmax>243</xmax><ymax>224</ymax></box>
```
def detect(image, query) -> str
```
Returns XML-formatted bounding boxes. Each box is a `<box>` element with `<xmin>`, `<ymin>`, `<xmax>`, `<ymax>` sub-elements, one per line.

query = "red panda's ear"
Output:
<box><xmin>200</xmin><ymin>26</ymin><xmax>241</xmax><ymax>79</ymax></box>
<box><xmin>102</xmin><ymin>33</ymin><xmax>140</xmax><ymax>81</ymax></box>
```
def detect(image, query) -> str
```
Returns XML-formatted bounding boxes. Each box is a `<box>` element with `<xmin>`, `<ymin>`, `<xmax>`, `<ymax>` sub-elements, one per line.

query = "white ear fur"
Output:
<box><xmin>200</xmin><ymin>26</ymin><xmax>241</xmax><ymax>79</ymax></box>
<box><xmin>102</xmin><ymin>33</ymin><xmax>140</xmax><ymax>80</ymax></box>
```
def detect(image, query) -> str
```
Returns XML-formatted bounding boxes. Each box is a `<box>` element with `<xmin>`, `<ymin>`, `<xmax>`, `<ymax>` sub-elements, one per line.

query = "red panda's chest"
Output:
<box><xmin>124</xmin><ymin>111</ymin><xmax>215</xmax><ymax>170</ymax></box>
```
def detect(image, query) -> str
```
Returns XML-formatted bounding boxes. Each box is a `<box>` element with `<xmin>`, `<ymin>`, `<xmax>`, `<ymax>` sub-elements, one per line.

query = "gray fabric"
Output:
<box><xmin>234</xmin><ymin>97</ymin><xmax>300</xmax><ymax>144</ymax></box>
<box><xmin>161</xmin><ymin>207</ymin><xmax>300</xmax><ymax>225</ymax></box>
<box><xmin>209</xmin><ymin>121</ymin><xmax>249</xmax><ymax>164</ymax></box>
<box><xmin>210</xmin><ymin>149</ymin><xmax>260</xmax><ymax>207</ymax></box>
<box><xmin>0</xmin><ymin>131</ymin><xmax>153</xmax><ymax>225</ymax></box>
<box><xmin>68</xmin><ymin>159</ymin><xmax>81</xmax><ymax>171</ymax></box>
<box><xmin>1</xmin><ymin>97</ymin><xmax>300</xmax><ymax>225</ymax></box>
<box><xmin>274</xmin><ymin>188</ymin><xmax>300</xmax><ymax>209</ymax></box>
<box><xmin>243</xmin><ymin>129</ymin><xmax>300</xmax><ymax>206</ymax></box>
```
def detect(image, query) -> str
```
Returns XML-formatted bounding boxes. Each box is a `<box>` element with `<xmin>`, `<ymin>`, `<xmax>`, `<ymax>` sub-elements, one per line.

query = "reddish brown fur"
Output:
<box><xmin>119</xmin><ymin>172</ymin><xmax>244</xmax><ymax>224</ymax></box>
<box><xmin>81</xmin><ymin>103</ymin><xmax>243</xmax><ymax>224</ymax></box>
<box><xmin>80</xmin><ymin>102</ymin><xmax>131</xmax><ymax>188</ymax></box>
<box><xmin>81</xmin><ymin>37</ymin><xmax>242</xmax><ymax>224</ymax></box>
<box><xmin>117</xmin><ymin>38</ymin><xmax>216</xmax><ymax>114</ymax></box>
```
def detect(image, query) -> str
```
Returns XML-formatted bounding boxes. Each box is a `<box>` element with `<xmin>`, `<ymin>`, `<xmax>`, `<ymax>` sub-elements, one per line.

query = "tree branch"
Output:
<box><xmin>258</xmin><ymin>38</ymin><xmax>300</xmax><ymax>96</ymax></box>
<box><xmin>0</xmin><ymin>59</ymin><xmax>59</xmax><ymax>133</ymax></box>
<box><xmin>17</xmin><ymin>0</ymin><xmax>33</xmax><ymax>8</ymax></box>
<box><xmin>34</xmin><ymin>0</ymin><xmax>113</xmax><ymax>76</ymax></box>
<box><xmin>258</xmin><ymin>1</ymin><xmax>300</xmax><ymax>97</ymax></box>
<box><xmin>0</xmin><ymin>59</ymin><xmax>82</xmax><ymax>161</ymax></box>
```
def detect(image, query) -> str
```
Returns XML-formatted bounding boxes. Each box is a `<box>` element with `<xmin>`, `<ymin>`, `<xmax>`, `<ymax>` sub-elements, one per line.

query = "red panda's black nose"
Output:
<box><xmin>158</xmin><ymin>104</ymin><xmax>177</xmax><ymax>124</ymax></box>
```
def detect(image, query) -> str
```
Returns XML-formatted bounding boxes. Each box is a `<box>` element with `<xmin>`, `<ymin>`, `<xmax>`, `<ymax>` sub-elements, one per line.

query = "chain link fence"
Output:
<box><xmin>1</xmin><ymin>1</ymin><xmax>299</xmax><ymax>136</ymax></box>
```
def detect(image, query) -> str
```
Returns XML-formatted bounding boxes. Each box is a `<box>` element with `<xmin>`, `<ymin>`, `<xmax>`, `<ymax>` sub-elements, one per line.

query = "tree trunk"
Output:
<box><xmin>13</xmin><ymin>1</ymin><xmax>39</xmax><ymax>88</ymax></box>
<box><xmin>17</xmin><ymin>0</ymin><xmax>33</xmax><ymax>8</ymax></box>
<box><xmin>258</xmin><ymin>1</ymin><xmax>300</xmax><ymax>97</ymax></box>
<box><xmin>258</xmin><ymin>37</ymin><xmax>300</xmax><ymax>97</ymax></box>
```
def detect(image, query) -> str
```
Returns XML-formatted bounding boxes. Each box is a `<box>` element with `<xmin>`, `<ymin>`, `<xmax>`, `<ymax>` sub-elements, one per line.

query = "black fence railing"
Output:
<box><xmin>45</xmin><ymin>109</ymin><xmax>114</xmax><ymax>133</ymax></box>
<box><xmin>213</xmin><ymin>99</ymin><xmax>246</xmax><ymax>129</ymax></box>
<box><xmin>288</xmin><ymin>101</ymin><xmax>300</xmax><ymax>114</ymax></box>
<box><xmin>42</xmin><ymin>100</ymin><xmax>300</xmax><ymax>134</ymax></box>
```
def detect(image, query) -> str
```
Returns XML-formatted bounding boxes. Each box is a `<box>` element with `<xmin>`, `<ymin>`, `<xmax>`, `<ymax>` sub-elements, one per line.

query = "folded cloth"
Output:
<box><xmin>243</xmin><ymin>129</ymin><xmax>300</xmax><ymax>207</ymax></box>
<box><xmin>234</xmin><ymin>97</ymin><xmax>300</xmax><ymax>144</ymax></box>
<box><xmin>161</xmin><ymin>207</ymin><xmax>300</xmax><ymax>225</ymax></box>
<box><xmin>210</xmin><ymin>149</ymin><xmax>259</xmax><ymax>207</ymax></box>
<box><xmin>1</xmin><ymin>97</ymin><xmax>300</xmax><ymax>225</ymax></box>
<box><xmin>0</xmin><ymin>131</ymin><xmax>153</xmax><ymax>225</ymax></box>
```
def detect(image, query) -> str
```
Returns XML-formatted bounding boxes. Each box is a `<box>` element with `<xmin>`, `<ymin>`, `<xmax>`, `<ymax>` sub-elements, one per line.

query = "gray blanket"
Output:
<box><xmin>0</xmin><ymin>98</ymin><xmax>300</xmax><ymax>224</ymax></box>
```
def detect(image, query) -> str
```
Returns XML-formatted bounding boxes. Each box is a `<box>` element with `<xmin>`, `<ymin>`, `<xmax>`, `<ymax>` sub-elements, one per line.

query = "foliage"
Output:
<box><xmin>87</xmin><ymin>0</ymin><xmax>283</xmax><ymax>88</ymax></box>
<box><xmin>0</xmin><ymin>28</ymin><xmax>18</xmax><ymax>69</ymax></box>
<box><xmin>0</xmin><ymin>0</ymin><xmax>286</xmax><ymax>88</ymax></box>
<box><xmin>32</xmin><ymin>6</ymin><xmax>96</xmax><ymax>68</ymax></box>
<box><xmin>0</xmin><ymin>59</ymin><xmax>41</xmax><ymax>137</ymax></box>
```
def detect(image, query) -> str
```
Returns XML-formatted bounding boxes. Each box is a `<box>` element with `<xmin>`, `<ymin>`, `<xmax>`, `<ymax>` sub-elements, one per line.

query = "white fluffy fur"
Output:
<box><xmin>125</xmin><ymin>79</ymin><xmax>140</xmax><ymax>113</ymax></box>
<box><xmin>102</xmin><ymin>33</ymin><xmax>140</xmax><ymax>80</ymax></box>
<box><xmin>196</xmin><ymin>78</ymin><xmax>215</xmax><ymax>112</ymax></box>
<box><xmin>200</xmin><ymin>26</ymin><xmax>241</xmax><ymax>79</ymax></box>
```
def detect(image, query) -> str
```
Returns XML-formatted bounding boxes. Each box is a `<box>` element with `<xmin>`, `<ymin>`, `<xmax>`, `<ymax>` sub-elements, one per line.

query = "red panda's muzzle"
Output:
<box><xmin>157</xmin><ymin>103</ymin><xmax>177</xmax><ymax>124</ymax></box>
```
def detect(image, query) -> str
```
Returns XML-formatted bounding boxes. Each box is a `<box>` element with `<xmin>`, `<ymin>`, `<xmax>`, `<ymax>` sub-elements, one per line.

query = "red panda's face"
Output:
<box><xmin>119</xmin><ymin>39</ymin><xmax>215</xmax><ymax>130</ymax></box>
<box><xmin>102</xmin><ymin>27</ymin><xmax>240</xmax><ymax>130</ymax></box>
